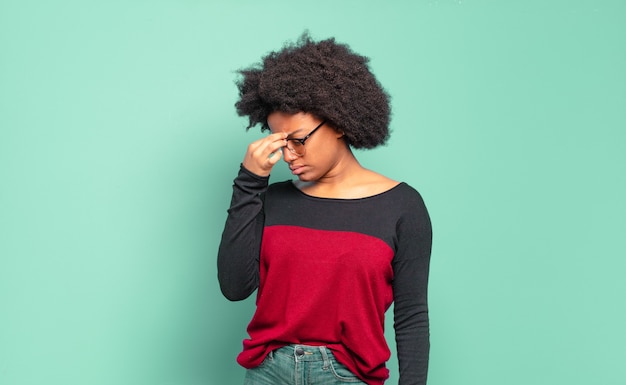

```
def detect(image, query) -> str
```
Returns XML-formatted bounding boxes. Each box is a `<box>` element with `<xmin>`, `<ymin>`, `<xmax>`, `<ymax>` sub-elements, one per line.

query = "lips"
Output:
<box><xmin>289</xmin><ymin>164</ymin><xmax>306</xmax><ymax>175</ymax></box>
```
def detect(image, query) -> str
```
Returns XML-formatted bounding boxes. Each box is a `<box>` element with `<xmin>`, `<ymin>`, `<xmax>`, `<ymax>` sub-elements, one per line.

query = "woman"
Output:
<box><xmin>218</xmin><ymin>34</ymin><xmax>432</xmax><ymax>385</ymax></box>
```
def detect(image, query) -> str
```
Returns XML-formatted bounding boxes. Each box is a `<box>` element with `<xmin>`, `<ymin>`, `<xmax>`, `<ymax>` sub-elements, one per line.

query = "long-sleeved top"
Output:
<box><xmin>218</xmin><ymin>166</ymin><xmax>432</xmax><ymax>385</ymax></box>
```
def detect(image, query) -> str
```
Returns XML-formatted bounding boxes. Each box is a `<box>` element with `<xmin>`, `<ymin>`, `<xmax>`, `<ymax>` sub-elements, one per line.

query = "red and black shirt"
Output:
<box><xmin>218</xmin><ymin>166</ymin><xmax>431</xmax><ymax>385</ymax></box>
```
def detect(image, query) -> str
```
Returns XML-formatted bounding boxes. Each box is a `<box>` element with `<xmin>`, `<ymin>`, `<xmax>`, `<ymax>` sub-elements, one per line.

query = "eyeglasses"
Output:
<box><xmin>285</xmin><ymin>120</ymin><xmax>326</xmax><ymax>156</ymax></box>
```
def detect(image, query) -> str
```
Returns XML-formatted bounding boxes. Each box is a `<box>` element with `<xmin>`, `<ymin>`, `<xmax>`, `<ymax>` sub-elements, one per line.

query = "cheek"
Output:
<box><xmin>311</xmin><ymin>139</ymin><xmax>343</xmax><ymax>163</ymax></box>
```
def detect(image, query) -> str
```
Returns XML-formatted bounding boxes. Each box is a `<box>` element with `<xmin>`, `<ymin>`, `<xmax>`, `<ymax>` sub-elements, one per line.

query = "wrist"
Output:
<box><xmin>240</xmin><ymin>164</ymin><xmax>270</xmax><ymax>180</ymax></box>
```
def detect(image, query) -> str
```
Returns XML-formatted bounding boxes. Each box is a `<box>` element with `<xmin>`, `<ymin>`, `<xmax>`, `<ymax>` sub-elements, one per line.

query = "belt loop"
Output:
<box><xmin>319</xmin><ymin>346</ymin><xmax>330</xmax><ymax>370</ymax></box>
<box><xmin>293</xmin><ymin>345</ymin><xmax>300</xmax><ymax>361</ymax></box>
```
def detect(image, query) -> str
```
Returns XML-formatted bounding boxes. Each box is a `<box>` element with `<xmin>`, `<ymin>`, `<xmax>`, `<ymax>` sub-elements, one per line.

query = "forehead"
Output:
<box><xmin>268</xmin><ymin>111</ymin><xmax>316</xmax><ymax>134</ymax></box>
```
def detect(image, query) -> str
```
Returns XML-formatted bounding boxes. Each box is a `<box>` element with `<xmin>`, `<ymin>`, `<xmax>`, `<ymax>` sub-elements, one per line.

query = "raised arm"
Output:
<box><xmin>217</xmin><ymin>166</ymin><xmax>268</xmax><ymax>300</ymax></box>
<box><xmin>217</xmin><ymin>132</ymin><xmax>287</xmax><ymax>301</ymax></box>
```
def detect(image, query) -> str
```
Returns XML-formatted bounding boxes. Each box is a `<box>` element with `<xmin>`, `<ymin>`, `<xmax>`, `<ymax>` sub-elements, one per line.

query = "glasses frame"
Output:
<box><xmin>285</xmin><ymin>120</ymin><xmax>326</xmax><ymax>156</ymax></box>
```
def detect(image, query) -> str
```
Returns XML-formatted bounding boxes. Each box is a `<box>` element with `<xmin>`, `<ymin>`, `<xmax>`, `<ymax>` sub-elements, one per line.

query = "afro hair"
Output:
<box><xmin>234</xmin><ymin>33</ymin><xmax>391</xmax><ymax>149</ymax></box>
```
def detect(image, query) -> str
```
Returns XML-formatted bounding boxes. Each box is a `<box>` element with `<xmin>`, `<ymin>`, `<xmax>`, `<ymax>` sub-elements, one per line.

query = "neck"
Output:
<box><xmin>296</xmin><ymin>147</ymin><xmax>367</xmax><ymax>196</ymax></box>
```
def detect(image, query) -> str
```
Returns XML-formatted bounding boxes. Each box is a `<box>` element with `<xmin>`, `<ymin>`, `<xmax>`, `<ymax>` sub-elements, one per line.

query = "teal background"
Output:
<box><xmin>1</xmin><ymin>1</ymin><xmax>625</xmax><ymax>384</ymax></box>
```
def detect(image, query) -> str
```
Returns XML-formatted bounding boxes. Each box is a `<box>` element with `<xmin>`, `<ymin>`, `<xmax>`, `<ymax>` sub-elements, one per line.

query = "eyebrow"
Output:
<box><xmin>285</xmin><ymin>128</ymin><xmax>306</xmax><ymax>139</ymax></box>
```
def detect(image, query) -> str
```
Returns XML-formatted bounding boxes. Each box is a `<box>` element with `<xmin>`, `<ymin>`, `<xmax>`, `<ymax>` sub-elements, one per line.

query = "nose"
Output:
<box><xmin>282</xmin><ymin>147</ymin><xmax>298</xmax><ymax>162</ymax></box>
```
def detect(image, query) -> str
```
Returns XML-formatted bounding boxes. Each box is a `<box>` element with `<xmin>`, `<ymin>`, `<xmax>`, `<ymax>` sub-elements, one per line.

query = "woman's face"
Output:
<box><xmin>267</xmin><ymin>111</ymin><xmax>346</xmax><ymax>181</ymax></box>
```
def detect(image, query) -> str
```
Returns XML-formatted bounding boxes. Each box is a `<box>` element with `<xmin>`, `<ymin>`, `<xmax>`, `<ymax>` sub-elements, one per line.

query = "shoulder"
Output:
<box><xmin>359</xmin><ymin>169</ymin><xmax>399</xmax><ymax>197</ymax></box>
<box><xmin>378</xmin><ymin>182</ymin><xmax>428</xmax><ymax>214</ymax></box>
<box><xmin>391</xmin><ymin>183</ymin><xmax>431</xmax><ymax>237</ymax></box>
<box><xmin>267</xmin><ymin>180</ymin><xmax>294</xmax><ymax>193</ymax></box>
<box><xmin>393</xmin><ymin>182</ymin><xmax>426</xmax><ymax>203</ymax></box>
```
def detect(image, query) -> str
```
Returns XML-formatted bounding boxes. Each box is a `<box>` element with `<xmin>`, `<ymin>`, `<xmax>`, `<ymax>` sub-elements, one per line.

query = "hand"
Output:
<box><xmin>242</xmin><ymin>132</ymin><xmax>288</xmax><ymax>177</ymax></box>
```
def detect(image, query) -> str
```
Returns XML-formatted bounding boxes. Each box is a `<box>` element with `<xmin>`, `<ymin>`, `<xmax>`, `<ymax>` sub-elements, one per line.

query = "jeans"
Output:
<box><xmin>243</xmin><ymin>344</ymin><xmax>367</xmax><ymax>385</ymax></box>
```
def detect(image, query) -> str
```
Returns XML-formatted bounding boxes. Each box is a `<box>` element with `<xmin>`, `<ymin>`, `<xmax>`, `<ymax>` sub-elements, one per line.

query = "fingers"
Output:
<box><xmin>242</xmin><ymin>132</ymin><xmax>288</xmax><ymax>176</ymax></box>
<box><xmin>267</xmin><ymin>147</ymin><xmax>283</xmax><ymax>165</ymax></box>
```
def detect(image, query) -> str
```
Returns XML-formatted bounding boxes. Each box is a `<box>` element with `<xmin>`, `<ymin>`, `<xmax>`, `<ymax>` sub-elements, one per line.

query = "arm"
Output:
<box><xmin>217</xmin><ymin>132</ymin><xmax>287</xmax><ymax>301</ymax></box>
<box><xmin>392</xmin><ymin>191</ymin><xmax>432</xmax><ymax>385</ymax></box>
<box><xmin>217</xmin><ymin>165</ymin><xmax>268</xmax><ymax>301</ymax></box>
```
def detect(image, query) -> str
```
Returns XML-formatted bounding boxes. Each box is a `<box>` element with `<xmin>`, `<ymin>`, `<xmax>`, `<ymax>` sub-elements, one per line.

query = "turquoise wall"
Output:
<box><xmin>1</xmin><ymin>1</ymin><xmax>625</xmax><ymax>384</ymax></box>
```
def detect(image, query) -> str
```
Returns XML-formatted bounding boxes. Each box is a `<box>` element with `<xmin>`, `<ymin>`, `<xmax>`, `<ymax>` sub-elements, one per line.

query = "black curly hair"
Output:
<box><xmin>234</xmin><ymin>33</ymin><xmax>391</xmax><ymax>149</ymax></box>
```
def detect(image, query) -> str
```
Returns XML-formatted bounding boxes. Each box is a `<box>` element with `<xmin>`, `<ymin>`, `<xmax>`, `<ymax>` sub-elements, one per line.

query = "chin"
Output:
<box><xmin>296</xmin><ymin>173</ymin><xmax>316</xmax><ymax>182</ymax></box>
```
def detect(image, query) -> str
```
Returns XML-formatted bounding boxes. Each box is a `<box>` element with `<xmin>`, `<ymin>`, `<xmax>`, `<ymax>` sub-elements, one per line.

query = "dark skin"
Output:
<box><xmin>242</xmin><ymin>111</ymin><xmax>398</xmax><ymax>199</ymax></box>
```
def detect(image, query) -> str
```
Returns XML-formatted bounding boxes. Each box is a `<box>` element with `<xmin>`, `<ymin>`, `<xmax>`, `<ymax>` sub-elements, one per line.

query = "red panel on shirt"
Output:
<box><xmin>237</xmin><ymin>225</ymin><xmax>394</xmax><ymax>385</ymax></box>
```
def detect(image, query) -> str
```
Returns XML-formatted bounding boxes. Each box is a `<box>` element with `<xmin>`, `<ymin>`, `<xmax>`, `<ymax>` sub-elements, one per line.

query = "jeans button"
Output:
<box><xmin>295</xmin><ymin>347</ymin><xmax>304</xmax><ymax>355</ymax></box>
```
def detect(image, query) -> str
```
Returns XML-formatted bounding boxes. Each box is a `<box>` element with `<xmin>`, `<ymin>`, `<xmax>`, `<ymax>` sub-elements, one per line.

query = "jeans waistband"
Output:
<box><xmin>273</xmin><ymin>344</ymin><xmax>332</xmax><ymax>365</ymax></box>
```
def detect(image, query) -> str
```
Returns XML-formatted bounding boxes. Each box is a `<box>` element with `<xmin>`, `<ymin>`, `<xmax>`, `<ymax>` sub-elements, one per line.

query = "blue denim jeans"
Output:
<box><xmin>243</xmin><ymin>344</ymin><xmax>367</xmax><ymax>385</ymax></box>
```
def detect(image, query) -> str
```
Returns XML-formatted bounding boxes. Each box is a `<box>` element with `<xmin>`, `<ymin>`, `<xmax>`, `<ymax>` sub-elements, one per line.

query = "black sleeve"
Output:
<box><xmin>217</xmin><ymin>165</ymin><xmax>269</xmax><ymax>301</ymax></box>
<box><xmin>392</xmin><ymin>190</ymin><xmax>432</xmax><ymax>385</ymax></box>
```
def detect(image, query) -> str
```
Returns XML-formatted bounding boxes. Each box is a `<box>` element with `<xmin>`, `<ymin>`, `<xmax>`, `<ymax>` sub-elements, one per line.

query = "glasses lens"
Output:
<box><xmin>287</xmin><ymin>141</ymin><xmax>305</xmax><ymax>156</ymax></box>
